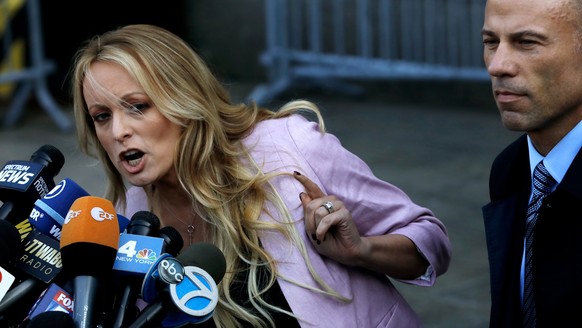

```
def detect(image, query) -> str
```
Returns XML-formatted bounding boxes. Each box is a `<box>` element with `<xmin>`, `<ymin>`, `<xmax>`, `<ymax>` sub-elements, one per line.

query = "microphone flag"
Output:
<box><xmin>26</xmin><ymin>282</ymin><xmax>73</xmax><ymax>320</ymax></box>
<box><xmin>169</xmin><ymin>266</ymin><xmax>219</xmax><ymax>318</ymax></box>
<box><xmin>28</xmin><ymin>178</ymin><xmax>90</xmax><ymax>240</ymax></box>
<box><xmin>0</xmin><ymin>266</ymin><xmax>16</xmax><ymax>302</ymax></box>
<box><xmin>15</xmin><ymin>230</ymin><xmax>61</xmax><ymax>283</ymax></box>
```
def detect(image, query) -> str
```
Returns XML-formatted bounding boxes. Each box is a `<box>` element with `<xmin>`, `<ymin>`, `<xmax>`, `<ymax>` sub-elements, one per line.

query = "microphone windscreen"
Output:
<box><xmin>177</xmin><ymin>243</ymin><xmax>226</xmax><ymax>284</ymax></box>
<box><xmin>60</xmin><ymin>196</ymin><xmax>119</xmax><ymax>249</ymax></box>
<box><xmin>159</xmin><ymin>226</ymin><xmax>183</xmax><ymax>257</ymax></box>
<box><xmin>127</xmin><ymin>211</ymin><xmax>160</xmax><ymax>236</ymax></box>
<box><xmin>26</xmin><ymin>311</ymin><xmax>75</xmax><ymax>328</ymax></box>
<box><xmin>60</xmin><ymin>196</ymin><xmax>120</xmax><ymax>277</ymax></box>
<box><xmin>29</xmin><ymin>144</ymin><xmax>65</xmax><ymax>177</ymax></box>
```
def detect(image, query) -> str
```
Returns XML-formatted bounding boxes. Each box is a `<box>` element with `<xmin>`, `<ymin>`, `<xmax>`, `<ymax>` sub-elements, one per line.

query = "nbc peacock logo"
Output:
<box><xmin>136</xmin><ymin>248</ymin><xmax>157</xmax><ymax>261</ymax></box>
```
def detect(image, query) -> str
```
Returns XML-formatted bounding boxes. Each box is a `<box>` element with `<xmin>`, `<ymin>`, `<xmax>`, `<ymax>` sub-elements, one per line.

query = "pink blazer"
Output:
<box><xmin>122</xmin><ymin>115</ymin><xmax>452</xmax><ymax>327</ymax></box>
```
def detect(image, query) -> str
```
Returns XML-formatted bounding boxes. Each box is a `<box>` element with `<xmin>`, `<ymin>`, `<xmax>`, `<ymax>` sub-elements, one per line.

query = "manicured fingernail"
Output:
<box><xmin>299</xmin><ymin>192</ymin><xmax>305</xmax><ymax>201</ymax></box>
<box><xmin>294</xmin><ymin>171</ymin><xmax>301</xmax><ymax>176</ymax></box>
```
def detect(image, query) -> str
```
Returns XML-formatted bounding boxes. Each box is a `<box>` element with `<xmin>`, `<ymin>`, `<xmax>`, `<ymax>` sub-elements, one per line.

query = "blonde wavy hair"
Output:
<box><xmin>70</xmin><ymin>24</ymin><xmax>347</xmax><ymax>327</ymax></box>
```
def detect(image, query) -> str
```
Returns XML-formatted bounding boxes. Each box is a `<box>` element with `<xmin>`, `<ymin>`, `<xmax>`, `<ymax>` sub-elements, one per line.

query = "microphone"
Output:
<box><xmin>1</xmin><ymin>226</ymin><xmax>64</xmax><ymax>317</ymax></box>
<box><xmin>28</xmin><ymin>178</ymin><xmax>90</xmax><ymax>241</ymax></box>
<box><xmin>112</xmin><ymin>211</ymin><xmax>161</xmax><ymax>328</ymax></box>
<box><xmin>0</xmin><ymin>221</ymin><xmax>46</xmax><ymax>325</ymax></box>
<box><xmin>129</xmin><ymin>243</ymin><xmax>226</xmax><ymax>328</ymax></box>
<box><xmin>60</xmin><ymin>196</ymin><xmax>120</xmax><ymax>328</ymax></box>
<box><xmin>112</xmin><ymin>213</ymin><xmax>186</xmax><ymax>280</ymax></box>
<box><xmin>161</xmin><ymin>243</ymin><xmax>226</xmax><ymax>327</ymax></box>
<box><xmin>3</xmin><ymin>177</ymin><xmax>86</xmax><ymax>305</ymax></box>
<box><xmin>28</xmin><ymin>178</ymin><xmax>130</xmax><ymax>239</ymax></box>
<box><xmin>173</xmin><ymin>243</ymin><xmax>226</xmax><ymax>286</ymax></box>
<box><xmin>5</xmin><ymin>197</ymin><xmax>67</xmax><ymax>298</ymax></box>
<box><xmin>158</xmin><ymin>226</ymin><xmax>184</xmax><ymax>257</ymax></box>
<box><xmin>8</xmin><ymin>185</ymin><xmax>128</xmax><ymax>315</ymax></box>
<box><xmin>25</xmin><ymin>310</ymin><xmax>75</xmax><ymax>328</ymax></box>
<box><xmin>0</xmin><ymin>145</ymin><xmax>65</xmax><ymax>224</ymax></box>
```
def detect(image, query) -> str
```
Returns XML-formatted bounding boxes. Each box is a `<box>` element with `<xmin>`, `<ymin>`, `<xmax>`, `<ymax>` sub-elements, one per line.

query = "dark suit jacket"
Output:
<box><xmin>482</xmin><ymin>134</ymin><xmax>582</xmax><ymax>327</ymax></box>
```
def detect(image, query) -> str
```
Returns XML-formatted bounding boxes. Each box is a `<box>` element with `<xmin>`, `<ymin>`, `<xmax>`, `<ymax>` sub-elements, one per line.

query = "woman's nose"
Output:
<box><xmin>112</xmin><ymin>114</ymin><xmax>132</xmax><ymax>142</ymax></box>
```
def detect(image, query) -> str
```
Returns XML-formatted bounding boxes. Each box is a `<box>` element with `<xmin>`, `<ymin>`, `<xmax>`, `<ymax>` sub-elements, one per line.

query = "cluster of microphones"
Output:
<box><xmin>0</xmin><ymin>145</ymin><xmax>227</xmax><ymax>328</ymax></box>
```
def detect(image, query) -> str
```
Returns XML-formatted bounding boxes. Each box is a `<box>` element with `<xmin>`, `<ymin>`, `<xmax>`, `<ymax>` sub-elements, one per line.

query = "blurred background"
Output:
<box><xmin>0</xmin><ymin>1</ymin><xmax>520</xmax><ymax>327</ymax></box>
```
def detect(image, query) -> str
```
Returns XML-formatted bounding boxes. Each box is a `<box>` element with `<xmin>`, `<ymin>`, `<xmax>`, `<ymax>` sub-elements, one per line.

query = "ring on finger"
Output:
<box><xmin>322</xmin><ymin>201</ymin><xmax>334</xmax><ymax>214</ymax></box>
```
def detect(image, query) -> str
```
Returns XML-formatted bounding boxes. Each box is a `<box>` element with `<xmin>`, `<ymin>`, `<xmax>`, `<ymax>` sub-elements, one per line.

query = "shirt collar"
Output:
<box><xmin>527</xmin><ymin>120</ymin><xmax>582</xmax><ymax>184</ymax></box>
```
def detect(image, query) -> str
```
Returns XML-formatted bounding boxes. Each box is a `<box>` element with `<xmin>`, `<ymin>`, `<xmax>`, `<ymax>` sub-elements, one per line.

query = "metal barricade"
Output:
<box><xmin>247</xmin><ymin>0</ymin><xmax>489</xmax><ymax>105</ymax></box>
<box><xmin>0</xmin><ymin>0</ymin><xmax>72</xmax><ymax>132</ymax></box>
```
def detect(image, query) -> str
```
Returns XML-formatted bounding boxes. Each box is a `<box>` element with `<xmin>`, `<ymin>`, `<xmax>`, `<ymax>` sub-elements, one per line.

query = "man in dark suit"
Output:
<box><xmin>481</xmin><ymin>0</ymin><xmax>582</xmax><ymax>327</ymax></box>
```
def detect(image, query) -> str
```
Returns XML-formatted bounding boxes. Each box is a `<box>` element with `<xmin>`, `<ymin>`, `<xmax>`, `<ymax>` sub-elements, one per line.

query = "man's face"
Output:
<box><xmin>482</xmin><ymin>0</ymin><xmax>582</xmax><ymax>143</ymax></box>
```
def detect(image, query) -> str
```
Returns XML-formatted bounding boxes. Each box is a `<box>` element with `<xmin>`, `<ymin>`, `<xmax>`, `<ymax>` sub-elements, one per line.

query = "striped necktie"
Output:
<box><xmin>523</xmin><ymin>161</ymin><xmax>556</xmax><ymax>328</ymax></box>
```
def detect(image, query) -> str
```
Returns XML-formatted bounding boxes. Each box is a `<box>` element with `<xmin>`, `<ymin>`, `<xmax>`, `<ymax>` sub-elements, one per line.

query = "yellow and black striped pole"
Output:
<box><xmin>0</xmin><ymin>0</ymin><xmax>26</xmax><ymax>100</ymax></box>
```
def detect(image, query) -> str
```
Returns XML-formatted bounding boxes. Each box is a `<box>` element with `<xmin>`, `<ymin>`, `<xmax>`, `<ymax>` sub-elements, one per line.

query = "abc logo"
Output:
<box><xmin>158</xmin><ymin>258</ymin><xmax>185</xmax><ymax>285</ymax></box>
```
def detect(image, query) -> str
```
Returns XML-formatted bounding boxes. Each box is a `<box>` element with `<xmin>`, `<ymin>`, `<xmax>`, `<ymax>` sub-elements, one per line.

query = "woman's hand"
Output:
<box><xmin>294</xmin><ymin>171</ymin><xmax>365</xmax><ymax>266</ymax></box>
<box><xmin>293</xmin><ymin>171</ymin><xmax>430</xmax><ymax>279</ymax></box>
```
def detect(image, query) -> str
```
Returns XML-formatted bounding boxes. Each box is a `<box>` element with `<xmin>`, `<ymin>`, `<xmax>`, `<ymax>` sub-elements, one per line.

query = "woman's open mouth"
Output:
<box><xmin>122</xmin><ymin>150</ymin><xmax>144</xmax><ymax>167</ymax></box>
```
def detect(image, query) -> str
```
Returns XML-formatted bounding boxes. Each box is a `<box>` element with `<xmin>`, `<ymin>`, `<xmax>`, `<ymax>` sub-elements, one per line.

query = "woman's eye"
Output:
<box><xmin>128</xmin><ymin>103</ymin><xmax>148</xmax><ymax>113</ymax></box>
<box><xmin>92</xmin><ymin>112</ymin><xmax>110</xmax><ymax>122</ymax></box>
